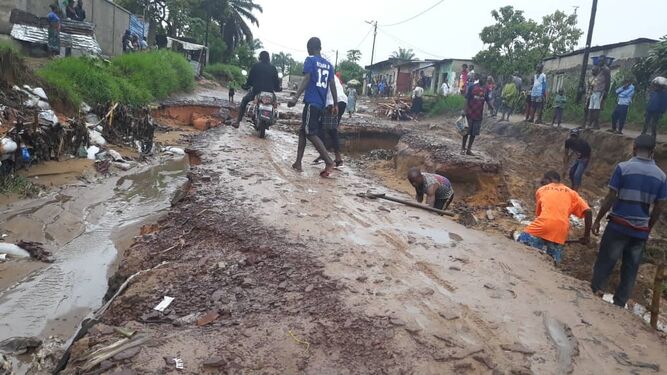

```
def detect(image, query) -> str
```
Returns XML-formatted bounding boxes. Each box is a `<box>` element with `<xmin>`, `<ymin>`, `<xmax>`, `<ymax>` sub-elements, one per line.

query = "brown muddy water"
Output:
<box><xmin>0</xmin><ymin>156</ymin><xmax>189</xmax><ymax>373</ymax></box>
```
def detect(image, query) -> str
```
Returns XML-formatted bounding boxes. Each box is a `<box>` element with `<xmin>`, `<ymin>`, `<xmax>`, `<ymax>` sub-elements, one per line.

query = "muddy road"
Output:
<box><xmin>0</xmin><ymin>156</ymin><xmax>189</xmax><ymax>372</ymax></box>
<box><xmin>59</xmin><ymin>102</ymin><xmax>667</xmax><ymax>374</ymax></box>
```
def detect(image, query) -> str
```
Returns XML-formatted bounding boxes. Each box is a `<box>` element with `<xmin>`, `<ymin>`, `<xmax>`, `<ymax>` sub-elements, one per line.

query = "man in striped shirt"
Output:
<box><xmin>591</xmin><ymin>134</ymin><xmax>666</xmax><ymax>307</ymax></box>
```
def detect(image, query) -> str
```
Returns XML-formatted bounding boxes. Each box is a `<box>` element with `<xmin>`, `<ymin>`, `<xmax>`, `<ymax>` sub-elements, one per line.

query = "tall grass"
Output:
<box><xmin>425</xmin><ymin>95</ymin><xmax>466</xmax><ymax>116</ymax></box>
<box><xmin>203</xmin><ymin>63</ymin><xmax>245</xmax><ymax>86</ymax></box>
<box><xmin>37</xmin><ymin>51</ymin><xmax>195</xmax><ymax>106</ymax></box>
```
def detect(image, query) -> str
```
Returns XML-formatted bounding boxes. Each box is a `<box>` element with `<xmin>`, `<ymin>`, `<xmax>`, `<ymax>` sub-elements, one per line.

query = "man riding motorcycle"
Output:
<box><xmin>233</xmin><ymin>51</ymin><xmax>282</xmax><ymax>128</ymax></box>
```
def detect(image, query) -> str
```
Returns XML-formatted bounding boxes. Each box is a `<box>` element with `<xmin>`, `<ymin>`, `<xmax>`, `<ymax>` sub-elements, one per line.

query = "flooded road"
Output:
<box><xmin>0</xmin><ymin>157</ymin><xmax>189</xmax><ymax>345</ymax></box>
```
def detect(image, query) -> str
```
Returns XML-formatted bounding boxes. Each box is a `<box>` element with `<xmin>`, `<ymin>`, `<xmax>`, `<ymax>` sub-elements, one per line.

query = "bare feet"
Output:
<box><xmin>291</xmin><ymin>163</ymin><xmax>303</xmax><ymax>172</ymax></box>
<box><xmin>232</xmin><ymin>120</ymin><xmax>240</xmax><ymax>129</ymax></box>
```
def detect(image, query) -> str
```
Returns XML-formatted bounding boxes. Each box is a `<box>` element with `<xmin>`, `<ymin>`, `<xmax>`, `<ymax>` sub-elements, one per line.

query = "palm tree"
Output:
<box><xmin>210</xmin><ymin>0</ymin><xmax>263</xmax><ymax>59</ymax></box>
<box><xmin>346</xmin><ymin>49</ymin><xmax>362</xmax><ymax>63</ymax></box>
<box><xmin>390</xmin><ymin>47</ymin><xmax>416</xmax><ymax>61</ymax></box>
<box><xmin>272</xmin><ymin>52</ymin><xmax>294</xmax><ymax>75</ymax></box>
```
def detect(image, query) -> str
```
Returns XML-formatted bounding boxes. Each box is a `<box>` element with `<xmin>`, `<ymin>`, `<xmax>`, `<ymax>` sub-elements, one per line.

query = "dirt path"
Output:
<box><xmin>63</xmin><ymin>109</ymin><xmax>667</xmax><ymax>373</ymax></box>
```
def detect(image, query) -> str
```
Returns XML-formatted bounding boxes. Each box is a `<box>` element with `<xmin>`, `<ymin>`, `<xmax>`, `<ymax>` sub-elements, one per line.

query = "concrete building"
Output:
<box><xmin>1</xmin><ymin>0</ymin><xmax>138</xmax><ymax>56</ymax></box>
<box><xmin>542</xmin><ymin>38</ymin><xmax>657</xmax><ymax>93</ymax></box>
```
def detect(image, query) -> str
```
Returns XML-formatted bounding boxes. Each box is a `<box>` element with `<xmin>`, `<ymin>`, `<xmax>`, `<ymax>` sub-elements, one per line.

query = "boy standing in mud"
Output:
<box><xmin>517</xmin><ymin>171</ymin><xmax>592</xmax><ymax>264</ymax></box>
<box><xmin>288</xmin><ymin>37</ymin><xmax>338</xmax><ymax>177</ymax></box>
<box><xmin>591</xmin><ymin>135</ymin><xmax>666</xmax><ymax>307</ymax></box>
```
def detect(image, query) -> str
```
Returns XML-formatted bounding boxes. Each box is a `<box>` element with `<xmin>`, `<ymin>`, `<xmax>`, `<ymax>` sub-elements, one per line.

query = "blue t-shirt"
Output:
<box><xmin>607</xmin><ymin>157</ymin><xmax>667</xmax><ymax>239</ymax></box>
<box><xmin>303</xmin><ymin>55</ymin><xmax>334</xmax><ymax>109</ymax></box>
<box><xmin>647</xmin><ymin>90</ymin><xmax>667</xmax><ymax>114</ymax></box>
<box><xmin>48</xmin><ymin>11</ymin><xmax>60</xmax><ymax>24</ymax></box>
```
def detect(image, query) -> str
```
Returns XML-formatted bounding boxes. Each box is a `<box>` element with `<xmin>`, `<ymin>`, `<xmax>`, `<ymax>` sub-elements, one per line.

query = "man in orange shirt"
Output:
<box><xmin>517</xmin><ymin>171</ymin><xmax>593</xmax><ymax>264</ymax></box>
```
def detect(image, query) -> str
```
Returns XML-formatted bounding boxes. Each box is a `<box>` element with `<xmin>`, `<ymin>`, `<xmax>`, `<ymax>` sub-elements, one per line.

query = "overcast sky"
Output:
<box><xmin>250</xmin><ymin>0</ymin><xmax>666</xmax><ymax>67</ymax></box>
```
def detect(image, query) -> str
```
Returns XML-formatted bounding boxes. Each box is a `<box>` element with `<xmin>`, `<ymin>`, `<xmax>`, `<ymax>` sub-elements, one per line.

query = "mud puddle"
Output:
<box><xmin>0</xmin><ymin>156</ymin><xmax>189</xmax><ymax>373</ymax></box>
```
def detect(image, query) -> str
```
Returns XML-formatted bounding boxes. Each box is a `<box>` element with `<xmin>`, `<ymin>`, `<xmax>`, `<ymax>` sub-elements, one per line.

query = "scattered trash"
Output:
<box><xmin>37</xmin><ymin>100</ymin><xmax>51</xmax><ymax>110</ymax></box>
<box><xmin>80</xmin><ymin>102</ymin><xmax>92</xmax><ymax>114</ymax></box>
<box><xmin>602</xmin><ymin>294</ymin><xmax>666</xmax><ymax>333</ymax></box>
<box><xmin>506</xmin><ymin>199</ymin><xmax>530</xmax><ymax>224</ymax></box>
<box><xmin>0</xmin><ymin>243</ymin><xmax>30</xmax><ymax>258</ymax></box>
<box><xmin>173</xmin><ymin>357</ymin><xmax>184</xmax><ymax>369</ymax></box>
<box><xmin>78</xmin><ymin>334</ymin><xmax>150</xmax><ymax>372</ymax></box>
<box><xmin>107</xmin><ymin>149</ymin><xmax>124</xmax><ymax>162</ymax></box>
<box><xmin>32</xmin><ymin>87</ymin><xmax>48</xmax><ymax>101</ymax></box>
<box><xmin>1</xmin><ymin>138</ymin><xmax>17</xmax><ymax>154</ymax></box>
<box><xmin>0</xmin><ymin>254</ymin><xmax>6</xmax><ymax>261</ymax></box>
<box><xmin>163</xmin><ymin>146</ymin><xmax>185</xmax><ymax>156</ymax></box>
<box><xmin>86</xmin><ymin>145</ymin><xmax>100</xmax><ymax>160</ymax></box>
<box><xmin>88</xmin><ymin>129</ymin><xmax>106</xmax><ymax>146</ymax></box>
<box><xmin>38</xmin><ymin>110</ymin><xmax>59</xmax><ymax>126</ymax></box>
<box><xmin>113</xmin><ymin>161</ymin><xmax>133</xmax><ymax>171</ymax></box>
<box><xmin>153</xmin><ymin>296</ymin><xmax>174</xmax><ymax>312</ymax></box>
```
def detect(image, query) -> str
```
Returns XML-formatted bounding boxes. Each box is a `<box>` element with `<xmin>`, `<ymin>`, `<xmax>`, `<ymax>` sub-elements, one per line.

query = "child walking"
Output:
<box><xmin>552</xmin><ymin>89</ymin><xmax>566</xmax><ymax>127</ymax></box>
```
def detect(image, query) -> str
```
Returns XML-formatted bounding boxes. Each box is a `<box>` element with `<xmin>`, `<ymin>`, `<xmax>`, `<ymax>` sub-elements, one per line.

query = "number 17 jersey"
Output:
<box><xmin>303</xmin><ymin>55</ymin><xmax>334</xmax><ymax>110</ymax></box>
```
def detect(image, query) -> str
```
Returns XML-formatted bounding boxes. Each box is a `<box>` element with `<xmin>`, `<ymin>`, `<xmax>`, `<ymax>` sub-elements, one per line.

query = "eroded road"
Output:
<box><xmin>62</xmin><ymin>112</ymin><xmax>667</xmax><ymax>374</ymax></box>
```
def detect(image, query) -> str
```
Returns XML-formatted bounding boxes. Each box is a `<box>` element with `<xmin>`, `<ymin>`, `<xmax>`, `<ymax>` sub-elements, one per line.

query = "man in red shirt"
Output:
<box><xmin>462</xmin><ymin>74</ymin><xmax>493</xmax><ymax>155</ymax></box>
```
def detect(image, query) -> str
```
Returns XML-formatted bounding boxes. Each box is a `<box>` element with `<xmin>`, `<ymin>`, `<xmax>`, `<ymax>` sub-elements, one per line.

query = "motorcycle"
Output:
<box><xmin>248</xmin><ymin>91</ymin><xmax>277</xmax><ymax>138</ymax></box>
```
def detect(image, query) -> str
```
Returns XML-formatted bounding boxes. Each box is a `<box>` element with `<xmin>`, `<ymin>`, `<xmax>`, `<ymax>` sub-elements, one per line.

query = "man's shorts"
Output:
<box><xmin>467</xmin><ymin>119</ymin><xmax>482</xmax><ymax>136</ymax></box>
<box><xmin>588</xmin><ymin>91</ymin><xmax>602</xmax><ymax>110</ymax></box>
<box><xmin>434</xmin><ymin>185</ymin><xmax>454</xmax><ymax>210</ymax></box>
<box><xmin>531</xmin><ymin>95</ymin><xmax>544</xmax><ymax>103</ymax></box>
<box><xmin>302</xmin><ymin>104</ymin><xmax>323</xmax><ymax>136</ymax></box>
<box><xmin>517</xmin><ymin>232</ymin><xmax>564</xmax><ymax>263</ymax></box>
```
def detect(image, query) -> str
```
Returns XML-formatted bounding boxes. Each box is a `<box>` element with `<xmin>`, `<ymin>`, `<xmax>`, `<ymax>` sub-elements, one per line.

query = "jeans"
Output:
<box><xmin>517</xmin><ymin>232</ymin><xmax>564</xmax><ymax>263</ymax></box>
<box><xmin>611</xmin><ymin>104</ymin><xmax>629</xmax><ymax>131</ymax></box>
<box><xmin>236</xmin><ymin>89</ymin><xmax>257</xmax><ymax>122</ymax></box>
<box><xmin>591</xmin><ymin>226</ymin><xmax>645</xmax><ymax>307</ymax></box>
<box><xmin>642</xmin><ymin>111</ymin><xmax>662</xmax><ymax>139</ymax></box>
<box><xmin>568</xmin><ymin>158</ymin><xmax>589</xmax><ymax>189</ymax></box>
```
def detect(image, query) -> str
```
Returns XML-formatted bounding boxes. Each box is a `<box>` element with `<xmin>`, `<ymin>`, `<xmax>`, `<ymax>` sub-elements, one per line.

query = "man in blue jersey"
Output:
<box><xmin>288</xmin><ymin>37</ymin><xmax>339</xmax><ymax>177</ymax></box>
<box><xmin>591</xmin><ymin>134</ymin><xmax>666</xmax><ymax>307</ymax></box>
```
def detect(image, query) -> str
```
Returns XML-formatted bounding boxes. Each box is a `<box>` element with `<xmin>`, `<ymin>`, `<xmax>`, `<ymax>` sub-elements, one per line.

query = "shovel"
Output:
<box><xmin>357</xmin><ymin>192</ymin><xmax>455</xmax><ymax>217</ymax></box>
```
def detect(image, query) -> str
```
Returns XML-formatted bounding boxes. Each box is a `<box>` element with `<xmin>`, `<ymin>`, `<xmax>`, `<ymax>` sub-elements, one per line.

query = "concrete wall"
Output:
<box><xmin>543</xmin><ymin>42</ymin><xmax>655</xmax><ymax>73</ymax></box>
<box><xmin>0</xmin><ymin>0</ymin><xmax>132</xmax><ymax>56</ymax></box>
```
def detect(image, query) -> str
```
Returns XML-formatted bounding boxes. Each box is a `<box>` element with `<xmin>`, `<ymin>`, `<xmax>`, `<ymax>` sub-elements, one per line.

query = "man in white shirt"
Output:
<box><xmin>412</xmin><ymin>86</ymin><xmax>424</xmax><ymax>115</ymax></box>
<box><xmin>439</xmin><ymin>81</ymin><xmax>450</xmax><ymax>97</ymax></box>
<box><xmin>314</xmin><ymin>75</ymin><xmax>347</xmax><ymax>167</ymax></box>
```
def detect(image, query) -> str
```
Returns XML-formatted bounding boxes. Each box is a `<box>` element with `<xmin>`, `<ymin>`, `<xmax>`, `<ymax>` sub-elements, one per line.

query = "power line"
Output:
<box><xmin>376</xmin><ymin>27</ymin><xmax>443</xmax><ymax>59</ymax></box>
<box><xmin>258</xmin><ymin>37</ymin><xmax>303</xmax><ymax>54</ymax></box>
<box><xmin>379</xmin><ymin>0</ymin><xmax>445</xmax><ymax>27</ymax></box>
<box><xmin>354</xmin><ymin>25</ymin><xmax>374</xmax><ymax>50</ymax></box>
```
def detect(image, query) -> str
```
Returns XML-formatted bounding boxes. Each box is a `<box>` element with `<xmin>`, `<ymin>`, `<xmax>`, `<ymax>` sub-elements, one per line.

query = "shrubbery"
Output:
<box><xmin>203</xmin><ymin>63</ymin><xmax>245</xmax><ymax>86</ymax></box>
<box><xmin>425</xmin><ymin>95</ymin><xmax>466</xmax><ymax>116</ymax></box>
<box><xmin>38</xmin><ymin>51</ymin><xmax>194</xmax><ymax>105</ymax></box>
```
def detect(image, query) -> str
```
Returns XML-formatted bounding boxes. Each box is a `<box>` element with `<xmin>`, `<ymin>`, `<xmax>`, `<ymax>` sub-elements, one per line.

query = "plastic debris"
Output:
<box><xmin>163</xmin><ymin>146</ymin><xmax>185</xmax><ymax>156</ymax></box>
<box><xmin>174</xmin><ymin>357</ymin><xmax>184</xmax><ymax>369</ymax></box>
<box><xmin>89</xmin><ymin>129</ymin><xmax>107</xmax><ymax>146</ymax></box>
<box><xmin>1</xmin><ymin>138</ymin><xmax>18</xmax><ymax>154</ymax></box>
<box><xmin>80</xmin><ymin>102</ymin><xmax>92</xmax><ymax>113</ymax></box>
<box><xmin>38</xmin><ymin>110</ymin><xmax>59</xmax><ymax>126</ymax></box>
<box><xmin>0</xmin><ymin>243</ymin><xmax>30</xmax><ymax>258</ymax></box>
<box><xmin>153</xmin><ymin>296</ymin><xmax>174</xmax><ymax>312</ymax></box>
<box><xmin>32</xmin><ymin>87</ymin><xmax>48</xmax><ymax>101</ymax></box>
<box><xmin>653</xmin><ymin>76</ymin><xmax>667</xmax><ymax>87</ymax></box>
<box><xmin>37</xmin><ymin>100</ymin><xmax>51</xmax><ymax>110</ymax></box>
<box><xmin>107</xmin><ymin>149</ymin><xmax>124</xmax><ymax>162</ymax></box>
<box><xmin>86</xmin><ymin>145</ymin><xmax>100</xmax><ymax>160</ymax></box>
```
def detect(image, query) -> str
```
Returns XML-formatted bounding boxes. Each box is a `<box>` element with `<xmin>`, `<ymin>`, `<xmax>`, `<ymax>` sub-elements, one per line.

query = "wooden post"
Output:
<box><xmin>650</xmin><ymin>263</ymin><xmax>665</xmax><ymax>329</ymax></box>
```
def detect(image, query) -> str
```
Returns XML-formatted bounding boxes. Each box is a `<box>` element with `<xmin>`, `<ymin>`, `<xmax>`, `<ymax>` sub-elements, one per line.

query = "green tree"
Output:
<box><xmin>390</xmin><ymin>47</ymin><xmax>415</xmax><ymax>60</ymax></box>
<box><xmin>215</xmin><ymin>0</ymin><xmax>263</xmax><ymax>60</ymax></box>
<box><xmin>272</xmin><ymin>52</ymin><xmax>294</xmax><ymax>75</ymax></box>
<box><xmin>474</xmin><ymin>6</ymin><xmax>582</xmax><ymax>77</ymax></box>
<box><xmin>233</xmin><ymin>38</ymin><xmax>262</xmax><ymax>69</ymax></box>
<box><xmin>337</xmin><ymin>60</ymin><xmax>365</xmax><ymax>83</ymax></box>
<box><xmin>289</xmin><ymin>61</ymin><xmax>304</xmax><ymax>76</ymax></box>
<box><xmin>633</xmin><ymin>36</ymin><xmax>667</xmax><ymax>91</ymax></box>
<box><xmin>346</xmin><ymin>49</ymin><xmax>362</xmax><ymax>63</ymax></box>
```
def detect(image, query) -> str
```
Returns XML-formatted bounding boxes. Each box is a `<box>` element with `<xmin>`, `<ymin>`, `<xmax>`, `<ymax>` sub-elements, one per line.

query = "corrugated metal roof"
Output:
<box><xmin>10</xmin><ymin>24</ymin><xmax>102</xmax><ymax>54</ymax></box>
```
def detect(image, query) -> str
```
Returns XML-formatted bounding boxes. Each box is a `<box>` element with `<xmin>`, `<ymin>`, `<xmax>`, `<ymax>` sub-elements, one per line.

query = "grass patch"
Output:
<box><xmin>425</xmin><ymin>95</ymin><xmax>466</xmax><ymax>116</ymax></box>
<box><xmin>0</xmin><ymin>175</ymin><xmax>40</xmax><ymax>197</ymax></box>
<box><xmin>204</xmin><ymin>63</ymin><xmax>245</xmax><ymax>86</ymax></box>
<box><xmin>37</xmin><ymin>51</ymin><xmax>195</xmax><ymax>106</ymax></box>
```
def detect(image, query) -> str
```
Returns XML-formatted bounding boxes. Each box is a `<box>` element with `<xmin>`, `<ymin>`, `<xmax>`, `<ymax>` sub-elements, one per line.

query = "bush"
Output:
<box><xmin>37</xmin><ymin>51</ymin><xmax>195</xmax><ymax>105</ymax></box>
<box><xmin>204</xmin><ymin>63</ymin><xmax>245</xmax><ymax>86</ymax></box>
<box><xmin>425</xmin><ymin>95</ymin><xmax>466</xmax><ymax>116</ymax></box>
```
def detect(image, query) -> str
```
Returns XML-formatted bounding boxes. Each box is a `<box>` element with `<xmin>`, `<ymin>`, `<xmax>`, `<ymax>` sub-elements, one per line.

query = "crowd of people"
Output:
<box><xmin>122</xmin><ymin>30</ymin><xmax>149</xmax><ymax>53</ymax></box>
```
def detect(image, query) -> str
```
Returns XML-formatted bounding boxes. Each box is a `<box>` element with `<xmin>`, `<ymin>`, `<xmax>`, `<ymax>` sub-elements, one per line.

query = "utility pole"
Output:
<box><xmin>576</xmin><ymin>0</ymin><xmax>598</xmax><ymax>104</ymax></box>
<box><xmin>335</xmin><ymin>50</ymin><xmax>339</xmax><ymax>70</ymax></box>
<box><xmin>365</xmin><ymin>20</ymin><xmax>378</xmax><ymax>66</ymax></box>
